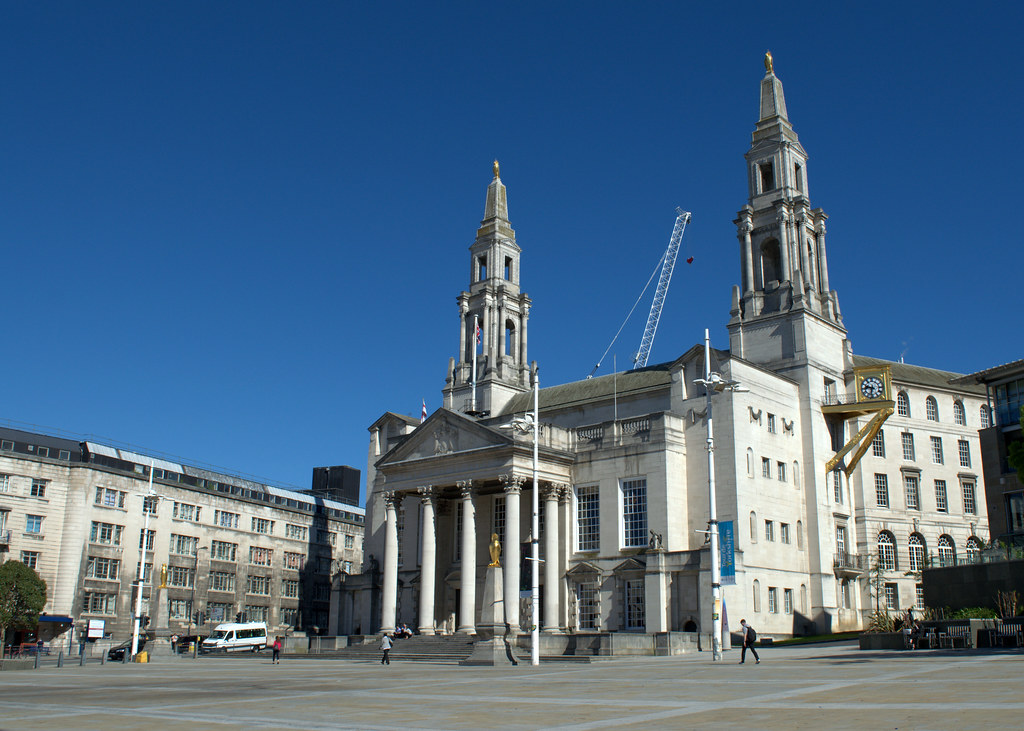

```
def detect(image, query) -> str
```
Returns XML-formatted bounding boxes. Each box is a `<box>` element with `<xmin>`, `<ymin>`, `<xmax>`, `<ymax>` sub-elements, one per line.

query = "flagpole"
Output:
<box><xmin>471</xmin><ymin>314</ymin><xmax>479</xmax><ymax>412</ymax></box>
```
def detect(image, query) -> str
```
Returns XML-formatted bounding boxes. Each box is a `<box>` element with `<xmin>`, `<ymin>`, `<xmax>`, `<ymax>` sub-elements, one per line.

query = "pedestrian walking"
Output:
<box><xmin>380</xmin><ymin>633</ymin><xmax>392</xmax><ymax>665</ymax></box>
<box><xmin>272</xmin><ymin>636</ymin><xmax>282</xmax><ymax>664</ymax></box>
<box><xmin>739</xmin><ymin>619</ymin><xmax>760</xmax><ymax>664</ymax></box>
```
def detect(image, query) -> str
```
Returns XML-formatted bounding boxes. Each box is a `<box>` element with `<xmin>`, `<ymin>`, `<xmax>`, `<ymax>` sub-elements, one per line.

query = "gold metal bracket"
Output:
<box><xmin>825</xmin><ymin>407</ymin><xmax>893</xmax><ymax>476</ymax></box>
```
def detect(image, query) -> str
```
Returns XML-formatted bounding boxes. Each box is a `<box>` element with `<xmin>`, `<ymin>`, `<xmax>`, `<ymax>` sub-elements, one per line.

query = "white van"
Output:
<box><xmin>200</xmin><ymin>622</ymin><xmax>268</xmax><ymax>653</ymax></box>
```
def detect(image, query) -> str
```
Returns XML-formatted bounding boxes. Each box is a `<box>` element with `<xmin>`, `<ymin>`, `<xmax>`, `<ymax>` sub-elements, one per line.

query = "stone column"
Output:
<box><xmin>457</xmin><ymin>480</ymin><xmax>477</xmax><ymax>634</ymax></box>
<box><xmin>380</xmin><ymin>491</ymin><xmax>401</xmax><ymax>633</ymax></box>
<box><xmin>738</xmin><ymin>218</ymin><xmax>754</xmax><ymax>295</ymax></box>
<box><xmin>500</xmin><ymin>474</ymin><xmax>524</xmax><ymax>629</ymax></box>
<box><xmin>776</xmin><ymin>210</ymin><xmax>790</xmax><ymax>283</ymax></box>
<box><xmin>417</xmin><ymin>486</ymin><xmax>438</xmax><ymax>635</ymax></box>
<box><xmin>542</xmin><ymin>483</ymin><xmax>566</xmax><ymax>632</ymax></box>
<box><xmin>816</xmin><ymin>219</ymin><xmax>830</xmax><ymax>294</ymax></box>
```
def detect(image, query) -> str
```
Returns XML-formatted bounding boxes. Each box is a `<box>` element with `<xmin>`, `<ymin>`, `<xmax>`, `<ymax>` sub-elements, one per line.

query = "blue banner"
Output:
<box><xmin>719</xmin><ymin>520</ymin><xmax>736</xmax><ymax>585</ymax></box>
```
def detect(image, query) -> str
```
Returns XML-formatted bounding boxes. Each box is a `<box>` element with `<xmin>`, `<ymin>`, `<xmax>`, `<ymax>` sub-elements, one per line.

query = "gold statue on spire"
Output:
<box><xmin>493</xmin><ymin>159</ymin><xmax>500</xmax><ymax>178</ymax></box>
<box><xmin>764</xmin><ymin>50</ymin><xmax>774</xmax><ymax>74</ymax></box>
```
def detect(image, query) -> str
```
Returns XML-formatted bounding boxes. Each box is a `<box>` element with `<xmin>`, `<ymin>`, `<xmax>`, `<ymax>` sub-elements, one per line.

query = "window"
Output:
<box><xmin>142</xmin><ymin>495</ymin><xmax>159</xmax><ymax>515</ymax></box>
<box><xmin>797</xmin><ymin>521</ymin><xmax>804</xmax><ymax>549</ymax></box>
<box><xmin>935</xmin><ymin>480</ymin><xmax>948</xmax><ymax>513</ymax></box>
<box><xmin>344</xmin><ymin>534</ymin><xmax>354</xmax><ymax>549</ymax></box>
<box><xmin>284</xmin><ymin>552</ymin><xmax>304</xmax><ymax>570</ymax></box>
<box><xmin>832</xmin><ymin>469</ymin><xmax>844</xmax><ymax>504</ymax></box>
<box><xmin>953</xmin><ymin>400</ymin><xmax>966</xmax><ymax>426</ymax></box>
<box><xmin>794</xmin><ymin>162</ymin><xmax>804</xmax><ymax>191</ymax></box>
<box><xmin>767</xmin><ymin>414</ymin><xmax>776</xmax><ymax>433</ymax></box>
<box><xmin>30</xmin><ymin>479</ymin><xmax>46</xmax><ymax>497</ymax></box>
<box><xmin>26</xmin><ymin>514</ymin><xmax>43</xmax><ymax>534</ymax></box>
<box><xmin>926</xmin><ymin>396</ymin><xmax>939</xmax><ymax>422</ymax></box>
<box><xmin>317</xmin><ymin>530</ymin><xmax>337</xmax><ymax>547</ymax></box>
<box><xmin>246</xmin><ymin>575</ymin><xmax>271</xmax><ymax>595</ymax></box>
<box><xmin>58</xmin><ymin>449</ymin><xmax>70</xmax><ymax>460</ymax></box>
<box><xmin>836</xmin><ymin>525</ymin><xmax>847</xmax><ymax>558</ymax></box>
<box><xmin>492</xmin><ymin>495</ymin><xmax>506</xmax><ymax>547</ymax></box>
<box><xmin>878</xmin><ymin>532</ymin><xmax>897</xmax><ymax>571</ymax></box>
<box><xmin>208</xmin><ymin>602</ymin><xmax>233</xmax><ymax>623</ymax></box>
<box><xmin>875</xmin><ymin>474</ymin><xmax>890</xmax><ymax>508</ymax></box>
<box><xmin>884</xmin><ymin>583</ymin><xmax>899</xmax><ymax>611</ymax></box>
<box><xmin>83</xmin><ymin>592</ymin><xmax>117</xmax><ymax>615</ymax></box>
<box><xmin>908</xmin><ymin>534</ymin><xmax>925</xmax><ymax>572</ymax></box>
<box><xmin>577</xmin><ymin>582</ymin><xmax>599</xmax><ymax>630</ymax></box>
<box><xmin>872</xmin><ymin>430</ymin><xmax>885</xmax><ymax>457</ymax></box>
<box><xmin>95</xmin><ymin>487</ymin><xmax>126</xmax><ymax>508</ymax></box>
<box><xmin>839</xmin><ymin>580</ymin><xmax>850</xmax><ymax>609</ymax></box>
<box><xmin>252</xmin><ymin>517</ymin><xmax>274</xmax><ymax>534</ymax></box>
<box><xmin>139</xmin><ymin>529</ymin><xmax>156</xmax><ymax>551</ymax></box>
<box><xmin>215</xmin><ymin>510</ymin><xmax>239</xmax><ymax>529</ymax></box>
<box><xmin>249</xmin><ymin>546</ymin><xmax>273</xmax><ymax>566</ymax></box>
<box><xmin>761</xmin><ymin>458</ymin><xmax>771</xmax><ymax>478</ymax></box>
<box><xmin>965</xmin><ymin>537</ymin><xmax>982</xmax><ymax>564</ymax></box>
<box><xmin>576</xmin><ymin>484</ymin><xmax>600</xmax><ymax>551</ymax></box>
<box><xmin>168</xmin><ymin>566</ymin><xmax>194</xmax><ymax>588</ymax></box>
<box><xmin>958</xmin><ymin>440</ymin><xmax>971</xmax><ymax>468</ymax></box>
<box><xmin>0</xmin><ymin>509</ymin><xmax>7</xmax><ymax>534</ymax></box>
<box><xmin>136</xmin><ymin>562</ymin><xmax>153</xmax><ymax>583</ymax></box>
<box><xmin>824</xmin><ymin>378</ymin><xmax>836</xmax><ymax>403</ymax></box>
<box><xmin>780</xmin><ymin>523</ymin><xmax>791</xmax><ymax>544</ymax></box>
<box><xmin>21</xmin><ymin>551</ymin><xmax>40</xmax><ymax>569</ymax></box>
<box><xmin>173</xmin><ymin>502</ymin><xmax>201</xmax><ymax>522</ymax></box>
<box><xmin>0</xmin><ymin>474</ymin><xmax>9</xmax><ymax>493</ymax></box>
<box><xmin>621</xmin><ymin>478</ymin><xmax>647</xmax><ymax>548</ymax></box>
<box><xmin>0</xmin><ymin>440</ymin><xmax>12</xmax><ymax>451</ymax></box>
<box><xmin>793</xmin><ymin>461</ymin><xmax>801</xmax><ymax>490</ymax></box>
<box><xmin>245</xmin><ymin>605</ymin><xmax>269</xmax><ymax>623</ymax></box>
<box><xmin>897</xmin><ymin>392</ymin><xmax>910</xmax><ymax>417</ymax></box>
<box><xmin>931</xmin><ymin>436</ymin><xmax>944</xmax><ymax>464</ymax></box>
<box><xmin>746</xmin><ymin>449</ymin><xmax>754</xmax><ymax>478</ymax></box>
<box><xmin>768</xmin><ymin>587</ymin><xmax>778</xmax><ymax>614</ymax></box>
<box><xmin>752</xmin><ymin>580</ymin><xmax>761</xmax><ymax>613</ymax></box>
<box><xmin>210</xmin><ymin>571</ymin><xmax>235</xmax><ymax>592</ymax></box>
<box><xmin>916</xmin><ymin>584</ymin><xmax>925</xmax><ymax>610</ymax></box>
<box><xmin>170</xmin><ymin>534</ymin><xmax>199</xmax><ymax>556</ymax></box>
<box><xmin>168</xmin><ymin>598</ymin><xmax>192</xmax><ymax>620</ymax></box>
<box><xmin>285</xmin><ymin>523</ymin><xmax>308</xmax><ymax>540</ymax></box>
<box><xmin>343</xmin><ymin>560</ymin><xmax>353</xmax><ymax>573</ymax></box>
<box><xmin>91</xmin><ymin>521</ymin><xmax>123</xmax><ymax>545</ymax></box>
<box><xmin>904</xmin><ymin>475</ymin><xmax>920</xmax><ymax>511</ymax></box>
<box><xmin>86</xmin><ymin>556</ymin><xmax>120</xmax><ymax>580</ymax></box>
<box><xmin>759</xmin><ymin>160</ymin><xmax>775</xmax><ymax>192</ymax></box>
<box><xmin>980</xmin><ymin>405</ymin><xmax>991</xmax><ymax>428</ymax></box>
<box><xmin>279</xmin><ymin>607</ymin><xmax>298</xmax><ymax>626</ymax></box>
<box><xmin>901</xmin><ymin>432</ymin><xmax>915</xmax><ymax>461</ymax></box>
<box><xmin>962</xmin><ymin>480</ymin><xmax>977</xmax><ymax>515</ymax></box>
<box><xmin>283</xmin><ymin>579</ymin><xmax>300</xmax><ymax>598</ymax></box>
<box><xmin>784</xmin><ymin>588</ymin><xmax>793</xmax><ymax>614</ymax></box>
<box><xmin>777</xmin><ymin>462</ymin><xmax>787</xmax><ymax>482</ymax></box>
<box><xmin>37</xmin><ymin>446</ymin><xmax>50</xmax><ymax>458</ymax></box>
<box><xmin>937</xmin><ymin>535</ymin><xmax>956</xmax><ymax>567</ymax></box>
<box><xmin>750</xmin><ymin>511</ymin><xmax>758</xmax><ymax>543</ymax></box>
<box><xmin>764</xmin><ymin>520</ymin><xmax>775</xmax><ymax>542</ymax></box>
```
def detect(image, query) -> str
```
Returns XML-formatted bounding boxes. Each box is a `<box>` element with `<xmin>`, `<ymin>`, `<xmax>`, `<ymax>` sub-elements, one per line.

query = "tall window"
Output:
<box><xmin>840</xmin><ymin>580</ymin><xmax>850</xmax><ymax>609</ymax></box>
<box><xmin>832</xmin><ymin>469</ymin><xmax>844</xmax><ymax>504</ymax></box>
<box><xmin>931</xmin><ymin>436</ymin><xmax>944</xmax><ymax>464</ymax></box>
<box><xmin>0</xmin><ymin>474</ymin><xmax>10</xmax><ymax>493</ymax></box>
<box><xmin>749</xmin><ymin>511</ymin><xmax>758</xmax><ymax>543</ymax></box>
<box><xmin>777</xmin><ymin>461</ymin><xmax>787</xmax><ymax>482</ymax></box>
<box><xmin>768</xmin><ymin>587</ymin><xmax>778</xmax><ymax>614</ymax></box>
<box><xmin>577</xmin><ymin>583</ymin><xmax>599</xmax><ymax>630</ymax></box>
<box><xmin>798</xmin><ymin>520</ymin><xmax>804</xmax><ymax>549</ymax></box>
<box><xmin>934</xmin><ymin>480</ymin><xmax>948</xmax><ymax>513</ymax></box>
<box><xmin>872</xmin><ymin>429</ymin><xmax>885</xmax><ymax>457</ymax></box>
<box><xmin>761</xmin><ymin>458</ymin><xmax>771</xmax><ymax>478</ymax></box>
<box><xmin>764</xmin><ymin>520</ymin><xmax>775</xmax><ymax>542</ymax></box>
<box><xmin>965</xmin><ymin>537</ymin><xmax>982</xmax><ymax>564</ymax></box>
<box><xmin>142</xmin><ymin>495</ymin><xmax>158</xmax><ymax>515</ymax></box>
<box><xmin>492</xmin><ymin>495</ymin><xmax>506</xmax><ymax>547</ymax></box>
<box><xmin>784</xmin><ymin>588</ymin><xmax>793</xmax><ymax>614</ymax></box>
<box><xmin>980</xmin><ymin>405</ymin><xmax>991</xmax><ymax>428</ymax></box>
<box><xmin>958</xmin><ymin>440</ymin><xmax>971</xmax><ymax>468</ymax></box>
<box><xmin>937</xmin><ymin>535</ymin><xmax>956</xmax><ymax>567</ymax></box>
<box><xmin>908</xmin><ymin>534</ymin><xmax>925</xmax><ymax>572</ymax></box>
<box><xmin>752</xmin><ymin>579</ymin><xmax>761</xmax><ymax>613</ymax></box>
<box><xmin>836</xmin><ymin>525</ymin><xmax>847</xmax><ymax>558</ymax></box>
<box><xmin>904</xmin><ymin>475</ymin><xmax>920</xmax><ymax>511</ymax></box>
<box><xmin>621</xmin><ymin>478</ymin><xmax>647</xmax><ymax>548</ymax></box>
<box><xmin>884</xmin><ymin>583</ymin><xmax>899</xmax><ymax>611</ymax></box>
<box><xmin>767</xmin><ymin>414</ymin><xmax>776</xmax><ymax>433</ymax></box>
<box><xmin>576</xmin><ymin>485</ymin><xmax>600</xmax><ymax>551</ymax></box>
<box><xmin>625</xmin><ymin>579</ymin><xmax>645</xmax><ymax>630</ymax></box>
<box><xmin>139</xmin><ymin>528</ymin><xmax>156</xmax><ymax>551</ymax></box>
<box><xmin>953</xmin><ymin>400</ymin><xmax>966</xmax><ymax>426</ymax></box>
<box><xmin>780</xmin><ymin>522</ymin><xmax>790</xmax><ymax>544</ymax></box>
<box><xmin>901</xmin><ymin>432</ymin><xmax>915</xmax><ymax>461</ymax></box>
<box><xmin>962</xmin><ymin>480</ymin><xmax>977</xmax><ymax>515</ymax></box>
<box><xmin>878</xmin><ymin>531</ymin><xmax>897</xmax><ymax>571</ymax></box>
<box><xmin>926</xmin><ymin>396</ymin><xmax>939</xmax><ymax>421</ymax></box>
<box><xmin>30</xmin><ymin>479</ymin><xmax>47</xmax><ymax>497</ymax></box>
<box><xmin>897</xmin><ymin>392</ymin><xmax>911</xmax><ymax>417</ymax></box>
<box><xmin>875</xmin><ymin>474</ymin><xmax>890</xmax><ymax>508</ymax></box>
<box><xmin>21</xmin><ymin>551</ymin><xmax>39</xmax><ymax>569</ymax></box>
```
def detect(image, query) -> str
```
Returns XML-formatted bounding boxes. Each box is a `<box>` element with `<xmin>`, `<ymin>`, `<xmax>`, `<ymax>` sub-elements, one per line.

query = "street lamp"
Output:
<box><xmin>503</xmin><ymin>368</ymin><xmax>540</xmax><ymax>666</ymax></box>
<box><xmin>188</xmin><ymin>545</ymin><xmax>208</xmax><ymax>658</ymax></box>
<box><xmin>131</xmin><ymin>465</ymin><xmax>162</xmax><ymax>660</ymax></box>
<box><xmin>694</xmin><ymin>328</ymin><xmax>746</xmax><ymax>662</ymax></box>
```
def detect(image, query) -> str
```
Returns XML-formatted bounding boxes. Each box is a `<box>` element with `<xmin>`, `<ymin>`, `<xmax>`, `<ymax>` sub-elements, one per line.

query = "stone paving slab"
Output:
<box><xmin>0</xmin><ymin>642</ymin><xmax>1021</xmax><ymax>730</ymax></box>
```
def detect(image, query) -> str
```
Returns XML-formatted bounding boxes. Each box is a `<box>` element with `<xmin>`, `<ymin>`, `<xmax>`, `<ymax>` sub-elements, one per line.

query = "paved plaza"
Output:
<box><xmin>0</xmin><ymin>642</ymin><xmax>1021</xmax><ymax>730</ymax></box>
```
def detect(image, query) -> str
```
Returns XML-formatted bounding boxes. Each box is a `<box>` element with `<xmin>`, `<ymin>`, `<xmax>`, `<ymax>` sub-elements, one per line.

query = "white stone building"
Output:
<box><xmin>0</xmin><ymin>425</ymin><xmax>363</xmax><ymax>643</ymax></box>
<box><xmin>344</xmin><ymin>57</ymin><xmax>988</xmax><ymax>644</ymax></box>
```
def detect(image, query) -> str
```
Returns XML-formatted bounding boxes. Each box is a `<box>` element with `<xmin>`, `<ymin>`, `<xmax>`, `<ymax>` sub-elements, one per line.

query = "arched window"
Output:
<box><xmin>926</xmin><ymin>396</ymin><xmax>939</xmax><ymax>422</ymax></box>
<box><xmin>980</xmin><ymin>405</ymin><xmax>991</xmax><ymax>428</ymax></box>
<box><xmin>750</xmin><ymin>511</ymin><xmax>758</xmax><ymax>543</ymax></box>
<box><xmin>965</xmin><ymin>537</ymin><xmax>982</xmax><ymax>564</ymax></box>
<box><xmin>908</xmin><ymin>533</ymin><xmax>926</xmax><ymax>572</ymax></box>
<box><xmin>796</xmin><ymin>520</ymin><xmax>804</xmax><ymax>549</ymax></box>
<box><xmin>800</xmin><ymin>584</ymin><xmax>808</xmax><ymax>613</ymax></box>
<box><xmin>878</xmin><ymin>531</ymin><xmax>897</xmax><ymax>571</ymax></box>
<box><xmin>746</xmin><ymin>448</ymin><xmax>754</xmax><ymax>478</ymax></box>
<box><xmin>793</xmin><ymin>461</ymin><xmax>801</xmax><ymax>490</ymax></box>
<box><xmin>897</xmin><ymin>391</ymin><xmax>911</xmax><ymax>417</ymax></box>
<box><xmin>953</xmin><ymin>400</ymin><xmax>966</xmax><ymax>426</ymax></box>
<box><xmin>937</xmin><ymin>535</ymin><xmax>956</xmax><ymax>567</ymax></box>
<box><xmin>752</xmin><ymin>579</ymin><xmax>761</xmax><ymax>613</ymax></box>
<box><xmin>760</xmin><ymin>239</ymin><xmax>781</xmax><ymax>284</ymax></box>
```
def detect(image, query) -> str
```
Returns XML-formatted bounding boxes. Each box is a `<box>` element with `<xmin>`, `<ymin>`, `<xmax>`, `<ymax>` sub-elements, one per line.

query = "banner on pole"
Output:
<box><xmin>719</xmin><ymin>520</ymin><xmax>736</xmax><ymax>585</ymax></box>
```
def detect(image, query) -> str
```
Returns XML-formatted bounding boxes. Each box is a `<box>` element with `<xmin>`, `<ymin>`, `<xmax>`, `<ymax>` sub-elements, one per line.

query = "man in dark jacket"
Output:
<box><xmin>739</xmin><ymin>619</ymin><xmax>760</xmax><ymax>664</ymax></box>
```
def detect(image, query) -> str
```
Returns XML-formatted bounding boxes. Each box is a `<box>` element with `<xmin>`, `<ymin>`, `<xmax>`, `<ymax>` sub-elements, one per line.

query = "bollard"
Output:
<box><xmin>57</xmin><ymin>651</ymin><xmax>64</xmax><ymax>668</ymax></box>
<box><xmin>123</xmin><ymin>650</ymin><xmax>130</xmax><ymax>665</ymax></box>
<box><xmin>101</xmin><ymin>650</ymin><xmax>106</xmax><ymax>665</ymax></box>
<box><xmin>80</xmin><ymin>648</ymin><xmax>86</xmax><ymax>666</ymax></box>
<box><xmin>34</xmin><ymin>652</ymin><xmax>40</xmax><ymax>669</ymax></box>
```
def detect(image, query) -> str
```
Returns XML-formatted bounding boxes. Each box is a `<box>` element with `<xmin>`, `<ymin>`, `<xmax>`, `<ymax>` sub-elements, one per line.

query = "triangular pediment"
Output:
<box><xmin>565</xmin><ymin>561</ymin><xmax>601</xmax><ymax>578</ymax></box>
<box><xmin>377</xmin><ymin>408</ymin><xmax>513</xmax><ymax>466</ymax></box>
<box><xmin>612</xmin><ymin>557</ymin><xmax>646</xmax><ymax>574</ymax></box>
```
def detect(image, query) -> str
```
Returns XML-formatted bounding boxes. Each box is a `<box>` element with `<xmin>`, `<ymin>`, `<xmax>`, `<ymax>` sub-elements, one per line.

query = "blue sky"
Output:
<box><xmin>2</xmin><ymin>2</ymin><xmax>1020</xmax><ymax>502</ymax></box>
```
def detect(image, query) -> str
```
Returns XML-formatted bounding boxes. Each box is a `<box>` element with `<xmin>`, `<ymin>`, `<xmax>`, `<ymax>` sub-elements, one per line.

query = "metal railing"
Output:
<box><xmin>833</xmin><ymin>552</ymin><xmax>870</xmax><ymax>571</ymax></box>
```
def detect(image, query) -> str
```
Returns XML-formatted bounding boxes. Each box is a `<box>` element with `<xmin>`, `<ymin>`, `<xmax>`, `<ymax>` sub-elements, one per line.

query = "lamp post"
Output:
<box><xmin>694</xmin><ymin>328</ymin><xmax>746</xmax><ymax>662</ymax></box>
<box><xmin>131</xmin><ymin>466</ymin><xmax>161</xmax><ymax>660</ymax></box>
<box><xmin>188</xmin><ymin>545</ymin><xmax>208</xmax><ymax>658</ymax></box>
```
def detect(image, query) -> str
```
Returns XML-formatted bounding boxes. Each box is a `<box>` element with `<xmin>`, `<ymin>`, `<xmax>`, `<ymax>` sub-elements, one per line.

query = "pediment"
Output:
<box><xmin>611</xmin><ymin>557</ymin><xmax>646</xmax><ymax>574</ymax></box>
<box><xmin>565</xmin><ymin>561</ymin><xmax>601</xmax><ymax>578</ymax></box>
<box><xmin>377</xmin><ymin>408</ymin><xmax>512</xmax><ymax>466</ymax></box>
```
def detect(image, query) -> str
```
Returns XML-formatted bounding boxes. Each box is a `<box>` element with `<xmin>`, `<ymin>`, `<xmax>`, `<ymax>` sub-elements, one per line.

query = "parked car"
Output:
<box><xmin>107</xmin><ymin>636</ymin><xmax>148</xmax><ymax>661</ymax></box>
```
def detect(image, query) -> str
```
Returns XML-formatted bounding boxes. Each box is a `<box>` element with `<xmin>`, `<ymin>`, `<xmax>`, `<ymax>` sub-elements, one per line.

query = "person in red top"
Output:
<box><xmin>272</xmin><ymin>636</ymin><xmax>282</xmax><ymax>664</ymax></box>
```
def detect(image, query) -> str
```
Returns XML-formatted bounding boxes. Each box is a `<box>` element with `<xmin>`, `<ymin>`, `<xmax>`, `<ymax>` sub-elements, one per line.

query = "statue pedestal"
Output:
<box><xmin>144</xmin><ymin>586</ymin><xmax>176</xmax><ymax>659</ymax></box>
<box><xmin>461</xmin><ymin>566</ymin><xmax>521</xmax><ymax>666</ymax></box>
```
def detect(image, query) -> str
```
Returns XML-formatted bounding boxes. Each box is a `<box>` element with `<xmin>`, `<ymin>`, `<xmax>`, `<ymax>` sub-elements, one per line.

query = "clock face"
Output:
<box><xmin>860</xmin><ymin>376</ymin><xmax>885</xmax><ymax>400</ymax></box>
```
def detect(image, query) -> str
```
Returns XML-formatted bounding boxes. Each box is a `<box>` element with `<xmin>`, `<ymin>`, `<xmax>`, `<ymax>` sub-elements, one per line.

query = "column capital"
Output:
<box><xmin>499</xmin><ymin>473</ymin><xmax>526</xmax><ymax>494</ymax></box>
<box><xmin>417</xmin><ymin>485</ymin><xmax>438</xmax><ymax>503</ymax></box>
<box><xmin>382</xmin><ymin>490</ymin><xmax>403</xmax><ymax>510</ymax></box>
<box><xmin>456</xmin><ymin>479</ymin><xmax>475</xmax><ymax>498</ymax></box>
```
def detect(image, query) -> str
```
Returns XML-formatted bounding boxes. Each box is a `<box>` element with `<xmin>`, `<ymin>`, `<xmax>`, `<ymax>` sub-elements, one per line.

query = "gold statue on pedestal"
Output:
<box><xmin>159</xmin><ymin>563</ymin><xmax>168</xmax><ymax>588</ymax></box>
<box><xmin>764</xmin><ymin>50</ymin><xmax>774</xmax><ymax>74</ymax></box>
<box><xmin>488</xmin><ymin>533</ymin><xmax>501</xmax><ymax>567</ymax></box>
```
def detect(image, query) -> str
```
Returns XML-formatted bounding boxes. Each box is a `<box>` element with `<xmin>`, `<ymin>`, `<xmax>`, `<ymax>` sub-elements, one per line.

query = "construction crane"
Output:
<box><xmin>588</xmin><ymin>208</ymin><xmax>691</xmax><ymax>378</ymax></box>
<box><xmin>633</xmin><ymin>208</ymin><xmax>691</xmax><ymax>369</ymax></box>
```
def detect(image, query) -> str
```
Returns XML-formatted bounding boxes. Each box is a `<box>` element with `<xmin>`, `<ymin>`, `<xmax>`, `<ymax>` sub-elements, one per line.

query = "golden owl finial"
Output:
<box><xmin>488</xmin><ymin>532</ymin><xmax>501</xmax><ymax>567</ymax></box>
<box><xmin>493</xmin><ymin>159</ymin><xmax>500</xmax><ymax>178</ymax></box>
<box><xmin>764</xmin><ymin>50</ymin><xmax>774</xmax><ymax>74</ymax></box>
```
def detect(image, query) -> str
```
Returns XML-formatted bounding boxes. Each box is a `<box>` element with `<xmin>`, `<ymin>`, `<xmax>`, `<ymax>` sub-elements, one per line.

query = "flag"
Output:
<box><xmin>421</xmin><ymin>400</ymin><xmax>427</xmax><ymax>423</ymax></box>
<box><xmin>475</xmin><ymin>321</ymin><xmax>481</xmax><ymax>345</ymax></box>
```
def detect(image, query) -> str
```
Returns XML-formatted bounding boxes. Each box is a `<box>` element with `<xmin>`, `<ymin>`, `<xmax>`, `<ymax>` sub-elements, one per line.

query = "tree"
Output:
<box><xmin>0</xmin><ymin>561</ymin><xmax>47</xmax><ymax>643</ymax></box>
<box><xmin>1008</xmin><ymin>406</ymin><xmax>1024</xmax><ymax>483</ymax></box>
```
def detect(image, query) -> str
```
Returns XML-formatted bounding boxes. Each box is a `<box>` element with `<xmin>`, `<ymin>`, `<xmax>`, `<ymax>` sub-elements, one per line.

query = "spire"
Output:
<box><xmin>483</xmin><ymin>159</ymin><xmax>509</xmax><ymax>223</ymax></box>
<box><xmin>753</xmin><ymin>51</ymin><xmax>796</xmax><ymax>145</ymax></box>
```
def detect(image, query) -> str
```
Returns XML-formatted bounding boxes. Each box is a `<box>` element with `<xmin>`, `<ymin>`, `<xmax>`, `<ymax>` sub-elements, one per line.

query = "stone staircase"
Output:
<box><xmin>332</xmin><ymin>634</ymin><xmax>477</xmax><ymax>662</ymax></box>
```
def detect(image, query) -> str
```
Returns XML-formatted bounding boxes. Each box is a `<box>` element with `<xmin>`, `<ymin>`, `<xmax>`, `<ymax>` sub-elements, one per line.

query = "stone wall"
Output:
<box><xmin>923</xmin><ymin>559</ymin><xmax>1024</xmax><ymax>612</ymax></box>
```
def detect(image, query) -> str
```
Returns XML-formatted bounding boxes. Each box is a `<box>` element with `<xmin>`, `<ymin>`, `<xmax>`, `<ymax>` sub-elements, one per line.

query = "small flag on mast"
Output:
<box><xmin>421</xmin><ymin>400</ymin><xmax>427</xmax><ymax>423</ymax></box>
<box><xmin>475</xmin><ymin>321</ymin><xmax>481</xmax><ymax>345</ymax></box>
